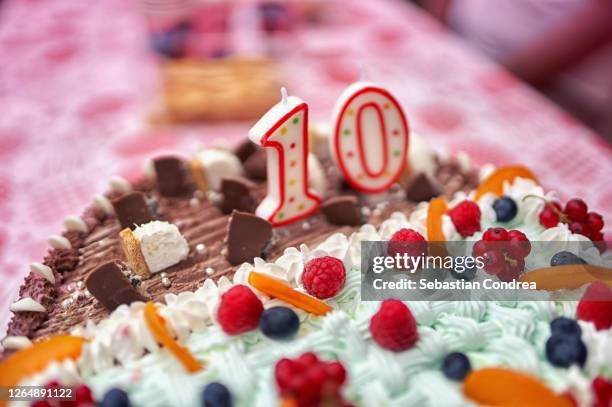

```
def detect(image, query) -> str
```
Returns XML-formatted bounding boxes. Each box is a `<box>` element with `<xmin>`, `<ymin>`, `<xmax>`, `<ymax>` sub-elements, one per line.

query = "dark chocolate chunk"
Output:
<box><xmin>321</xmin><ymin>196</ymin><xmax>363</xmax><ymax>226</ymax></box>
<box><xmin>154</xmin><ymin>156</ymin><xmax>189</xmax><ymax>196</ymax></box>
<box><xmin>233</xmin><ymin>139</ymin><xmax>258</xmax><ymax>163</ymax></box>
<box><xmin>243</xmin><ymin>149</ymin><xmax>267</xmax><ymax>181</ymax></box>
<box><xmin>85</xmin><ymin>261</ymin><xmax>148</xmax><ymax>311</ymax></box>
<box><xmin>220</xmin><ymin>176</ymin><xmax>257</xmax><ymax>214</ymax></box>
<box><xmin>405</xmin><ymin>172</ymin><xmax>442</xmax><ymax>202</ymax></box>
<box><xmin>226</xmin><ymin>211</ymin><xmax>273</xmax><ymax>266</ymax></box>
<box><xmin>112</xmin><ymin>192</ymin><xmax>155</xmax><ymax>230</ymax></box>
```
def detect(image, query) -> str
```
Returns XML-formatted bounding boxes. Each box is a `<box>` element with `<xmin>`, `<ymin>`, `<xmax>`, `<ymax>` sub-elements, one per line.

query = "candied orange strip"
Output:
<box><xmin>0</xmin><ymin>335</ymin><xmax>86</xmax><ymax>388</ymax></box>
<box><xmin>464</xmin><ymin>368</ymin><xmax>573</xmax><ymax>407</ymax></box>
<box><xmin>143</xmin><ymin>302</ymin><xmax>203</xmax><ymax>373</ymax></box>
<box><xmin>474</xmin><ymin>165</ymin><xmax>538</xmax><ymax>201</ymax></box>
<box><xmin>279</xmin><ymin>397</ymin><xmax>298</xmax><ymax>407</ymax></box>
<box><xmin>427</xmin><ymin>197</ymin><xmax>448</xmax><ymax>242</ymax></box>
<box><xmin>248</xmin><ymin>271</ymin><xmax>333</xmax><ymax>316</ymax></box>
<box><xmin>519</xmin><ymin>264</ymin><xmax>612</xmax><ymax>290</ymax></box>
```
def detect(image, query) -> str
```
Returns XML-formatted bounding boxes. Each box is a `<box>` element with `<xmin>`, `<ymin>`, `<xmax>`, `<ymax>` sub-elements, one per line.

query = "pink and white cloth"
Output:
<box><xmin>0</xmin><ymin>0</ymin><xmax>611</xmax><ymax>337</ymax></box>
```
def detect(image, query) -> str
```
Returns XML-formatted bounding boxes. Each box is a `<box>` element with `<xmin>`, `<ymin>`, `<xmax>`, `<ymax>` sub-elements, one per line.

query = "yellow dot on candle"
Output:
<box><xmin>288</xmin><ymin>179</ymin><xmax>296</xmax><ymax>186</ymax></box>
<box><xmin>280</xmin><ymin>127</ymin><xmax>287</xmax><ymax>135</ymax></box>
<box><xmin>347</xmin><ymin>109</ymin><xmax>354</xmax><ymax>116</ymax></box>
<box><xmin>298</xmin><ymin>203</ymin><xmax>304</xmax><ymax>210</ymax></box>
<box><xmin>383</xmin><ymin>103</ymin><xmax>390</xmax><ymax>109</ymax></box>
<box><xmin>290</xmin><ymin>160</ymin><xmax>297</xmax><ymax>167</ymax></box>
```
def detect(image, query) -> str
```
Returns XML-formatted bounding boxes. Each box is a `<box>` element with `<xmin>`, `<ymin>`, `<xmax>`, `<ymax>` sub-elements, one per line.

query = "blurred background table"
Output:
<box><xmin>1</xmin><ymin>0</ymin><xmax>611</xmax><ymax>336</ymax></box>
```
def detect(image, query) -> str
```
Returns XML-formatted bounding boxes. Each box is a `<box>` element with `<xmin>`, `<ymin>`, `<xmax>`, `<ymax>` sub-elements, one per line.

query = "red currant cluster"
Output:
<box><xmin>539</xmin><ymin>198</ymin><xmax>605</xmax><ymax>242</ymax></box>
<box><xmin>473</xmin><ymin>228</ymin><xmax>531</xmax><ymax>282</ymax></box>
<box><xmin>592</xmin><ymin>376</ymin><xmax>612</xmax><ymax>407</ymax></box>
<box><xmin>275</xmin><ymin>353</ymin><xmax>351</xmax><ymax>407</ymax></box>
<box><xmin>30</xmin><ymin>381</ymin><xmax>94</xmax><ymax>407</ymax></box>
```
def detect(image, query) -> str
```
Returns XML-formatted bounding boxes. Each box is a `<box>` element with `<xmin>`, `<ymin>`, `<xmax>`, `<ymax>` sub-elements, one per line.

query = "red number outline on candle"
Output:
<box><xmin>258</xmin><ymin>102</ymin><xmax>321</xmax><ymax>227</ymax></box>
<box><xmin>333</xmin><ymin>86</ymin><xmax>409</xmax><ymax>193</ymax></box>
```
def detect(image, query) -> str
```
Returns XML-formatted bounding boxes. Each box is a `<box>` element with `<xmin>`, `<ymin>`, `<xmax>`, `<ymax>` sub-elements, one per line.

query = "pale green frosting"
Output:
<box><xmin>16</xmin><ymin>177</ymin><xmax>612</xmax><ymax>407</ymax></box>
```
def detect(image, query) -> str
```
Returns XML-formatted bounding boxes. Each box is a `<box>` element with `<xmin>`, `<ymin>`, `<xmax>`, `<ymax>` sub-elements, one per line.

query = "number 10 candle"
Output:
<box><xmin>249</xmin><ymin>88</ymin><xmax>321</xmax><ymax>227</ymax></box>
<box><xmin>331</xmin><ymin>81</ymin><xmax>409</xmax><ymax>193</ymax></box>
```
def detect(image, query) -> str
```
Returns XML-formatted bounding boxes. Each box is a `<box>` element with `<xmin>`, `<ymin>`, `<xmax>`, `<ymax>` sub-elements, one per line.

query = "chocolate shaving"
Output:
<box><xmin>321</xmin><ymin>196</ymin><xmax>363</xmax><ymax>226</ymax></box>
<box><xmin>405</xmin><ymin>172</ymin><xmax>442</xmax><ymax>202</ymax></box>
<box><xmin>233</xmin><ymin>139</ymin><xmax>258</xmax><ymax>163</ymax></box>
<box><xmin>85</xmin><ymin>261</ymin><xmax>148</xmax><ymax>311</ymax></box>
<box><xmin>154</xmin><ymin>156</ymin><xmax>189</xmax><ymax>197</ymax></box>
<box><xmin>220</xmin><ymin>176</ymin><xmax>257</xmax><ymax>214</ymax></box>
<box><xmin>226</xmin><ymin>211</ymin><xmax>272</xmax><ymax>266</ymax></box>
<box><xmin>112</xmin><ymin>192</ymin><xmax>155</xmax><ymax>230</ymax></box>
<box><xmin>243</xmin><ymin>149</ymin><xmax>267</xmax><ymax>181</ymax></box>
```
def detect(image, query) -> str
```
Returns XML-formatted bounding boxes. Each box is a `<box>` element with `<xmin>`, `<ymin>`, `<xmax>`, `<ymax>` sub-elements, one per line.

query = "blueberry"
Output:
<box><xmin>441</xmin><ymin>352</ymin><xmax>472</xmax><ymax>381</ymax></box>
<box><xmin>550</xmin><ymin>317</ymin><xmax>582</xmax><ymax>338</ymax></box>
<box><xmin>100</xmin><ymin>388</ymin><xmax>131</xmax><ymax>407</ymax></box>
<box><xmin>259</xmin><ymin>306</ymin><xmax>300</xmax><ymax>340</ymax></box>
<box><xmin>150</xmin><ymin>22</ymin><xmax>190</xmax><ymax>59</ymax></box>
<box><xmin>493</xmin><ymin>197</ymin><xmax>518</xmax><ymax>222</ymax></box>
<box><xmin>550</xmin><ymin>251</ymin><xmax>587</xmax><ymax>267</ymax></box>
<box><xmin>545</xmin><ymin>335</ymin><xmax>587</xmax><ymax>368</ymax></box>
<box><xmin>450</xmin><ymin>265</ymin><xmax>477</xmax><ymax>281</ymax></box>
<box><xmin>202</xmin><ymin>382</ymin><xmax>233</xmax><ymax>407</ymax></box>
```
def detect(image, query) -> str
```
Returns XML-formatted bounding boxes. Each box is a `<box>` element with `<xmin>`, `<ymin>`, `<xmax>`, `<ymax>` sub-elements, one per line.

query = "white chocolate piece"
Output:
<box><xmin>2</xmin><ymin>336</ymin><xmax>32</xmax><ymax>350</ymax></box>
<box><xmin>109</xmin><ymin>175</ymin><xmax>132</xmax><ymax>193</ymax></box>
<box><xmin>143</xmin><ymin>159</ymin><xmax>156</xmax><ymax>180</ymax></box>
<box><xmin>193</xmin><ymin>149</ymin><xmax>243</xmax><ymax>191</ymax></box>
<box><xmin>30</xmin><ymin>262</ymin><xmax>55</xmax><ymax>284</ymax></box>
<box><xmin>64</xmin><ymin>216</ymin><xmax>88</xmax><ymax>234</ymax></box>
<box><xmin>10</xmin><ymin>297</ymin><xmax>46</xmax><ymax>313</ymax></box>
<box><xmin>93</xmin><ymin>194</ymin><xmax>114</xmax><ymax>215</ymax></box>
<box><xmin>309</xmin><ymin>122</ymin><xmax>331</xmax><ymax>160</ymax></box>
<box><xmin>307</xmin><ymin>154</ymin><xmax>327</xmax><ymax>198</ymax></box>
<box><xmin>133</xmin><ymin>221</ymin><xmax>189</xmax><ymax>274</ymax></box>
<box><xmin>456</xmin><ymin>151</ymin><xmax>471</xmax><ymax>173</ymax></box>
<box><xmin>48</xmin><ymin>235</ymin><xmax>71</xmax><ymax>250</ymax></box>
<box><xmin>408</xmin><ymin>132</ymin><xmax>436</xmax><ymax>177</ymax></box>
<box><xmin>479</xmin><ymin>163</ymin><xmax>496</xmax><ymax>181</ymax></box>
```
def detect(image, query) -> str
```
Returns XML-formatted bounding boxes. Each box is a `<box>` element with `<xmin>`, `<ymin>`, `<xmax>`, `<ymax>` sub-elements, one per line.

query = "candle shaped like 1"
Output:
<box><xmin>331</xmin><ymin>81</ymin><xmax>409</xmax><ymax>193</ymax></box>
<box><xmin>249</xmin><ymin>89</ymin><xmax>321</xmax><ymax>227</ymax></box>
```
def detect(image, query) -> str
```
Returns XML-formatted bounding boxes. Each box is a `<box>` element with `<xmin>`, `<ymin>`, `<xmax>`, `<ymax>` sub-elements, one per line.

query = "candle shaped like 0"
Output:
<box><xmin>249</xmin><ymin>89</ymin><xmax>321</xmax><ymax>227</ymax></box>
<box><xmin>331</xmin><ymin>82</ymin><xmax>409</xmax><ymax>193</ymax></box>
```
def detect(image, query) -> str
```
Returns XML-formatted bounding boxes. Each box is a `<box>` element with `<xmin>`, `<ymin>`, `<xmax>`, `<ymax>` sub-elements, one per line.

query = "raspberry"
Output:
<box><xmin>587</xmin><ymin>212</ymin><xmax>604</xmax><ymax>232</ymax></box>
<box><xmin>565</xmin><ymin>199</ymin><xmax>588</xmax><ymax>222</ymax></box>
<box><xmin>388</xmin><ymin>228</ymin><xmax>427</xmax><ymax>260</ymax></box>
<box><xmin>576</xmin><ymin>282</ymin><xmax>612</xmax><ymax>331</ymax></box>
<box><xmin>482</xmin><ymin>227</ymin><xmax>508</xmax><ymax>242</ymax></box>
<box><xmin>302</xmin><ymin>256</ymin><xmax>346</xmax><ymax>299</ymax></box>
<box><xmin>448</xmin><ymin>200</ymin><xmax>481</xmax><ymax>237</ymax></box>
<box><xmin>369</xmin><ymin>300</ymin><xmax>418</xmax><ymax>352</ymax></box>
<box><xmin>507</xmin><ymin>230</ymin><xmax>531</xmax><ymax>258</ymax></box>
<box><xmin>217</xmin><ymin>285</ymin><xmax>264</xmax><ymax>335</ymax></box>
<box><xmin>539</xmin><ymin>204</ymin><xmax>560</xmax><ymax>228</ymax></box>
<box><xmin>592</xmin><ymin>377</ymin><xmax>612</xmax><ymax>407</ymax></box>
<box><xmin>275</xmin><ymin>353</ymin><xmax>348</xmax><ymax>407</ymax></box>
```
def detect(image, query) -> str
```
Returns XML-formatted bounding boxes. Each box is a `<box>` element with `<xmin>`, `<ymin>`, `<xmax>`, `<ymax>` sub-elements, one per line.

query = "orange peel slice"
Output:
<box><xmin>474</xmin><ymin>165</ymin><xmax>538</xmax><ymax>201</ymax></box>
<box><xmin>427</xmin><ymin>198</ymin><xmax>448</xmax><ymax>242</ymax></box>
<box><xmin>519</xmin><ymin>264</ymin><xmax>612</xmax><ymax>290</ymax></box>
<box><xmin>463</xmin><ymin>368</ymin><xmax>574</xmax><ymax>407</ymax></box>
<box><xmin>143</xmin><ymin>302</ymin><xmax>203</xmax><ymax>373</ymax></box>
<box><xmin>0</xmin><ymin>335</ymin><xmax>86</xmax><ymax>388</ymax></box>
<box><xmin>248</xmin><ymin>271</ymin><xmax>333</xmax><ymax>316</ymax></box>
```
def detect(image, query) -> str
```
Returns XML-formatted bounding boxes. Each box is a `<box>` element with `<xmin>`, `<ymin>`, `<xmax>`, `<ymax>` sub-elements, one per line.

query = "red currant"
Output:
<box><xmin>539</xmin><ymin>206</ymin><xmax>559</xmax><ymax>228</ymax></box>
<box><xmin>565</xmin><ymin>199</ymin><xmax>588</xmax><ymax>221</ymax></box>
<box><xmin>483</xmin><ymin>250</ymin><xmax>506</xmax><ymax>275</ymax></box>
<box><xmin>587</xmin><ymin>212</ymin><xmax>604</xmax><ymax>232</ymax></box>
<box><xmin>497</xmin><ymin>258</ymin><xmax>524</xmax><ymax>282</ymax></box>
<box><xmin>569</xmin><ymin>221</ymin><xmax>590</xmax><ymax>237</ymax></box>
<box><xmin>472</xmin><ymin>240</ymin><xmax>488</xmax><ymax>258</ymax></box>
<box><xmin>508</xmin><ymin>230</ymin><xmax>531</xmax><ymax>258</ymax></box>
<box><xmin>482</xmin><ymin>227</ymin><xmax>509</xmax><ymax>242</ymax></box>
<box><xmin>74</xmin><ymin>384</ymin><xmax>94</xmax><ymax>404</ymax></box>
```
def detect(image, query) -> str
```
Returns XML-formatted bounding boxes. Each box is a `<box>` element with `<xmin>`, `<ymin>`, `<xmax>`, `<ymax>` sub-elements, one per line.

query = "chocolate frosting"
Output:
<box><xmin>6</xmin><ymin>155</ymin><xmax>477</xmax><ymax>341</ymax></box>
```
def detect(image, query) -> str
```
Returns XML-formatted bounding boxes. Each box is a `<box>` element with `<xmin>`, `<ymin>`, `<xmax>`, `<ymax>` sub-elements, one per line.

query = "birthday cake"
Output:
<box><xmin>1</xmin><ymin>83</ymin><xmax>611</xmax><ymax>407</ymax></box>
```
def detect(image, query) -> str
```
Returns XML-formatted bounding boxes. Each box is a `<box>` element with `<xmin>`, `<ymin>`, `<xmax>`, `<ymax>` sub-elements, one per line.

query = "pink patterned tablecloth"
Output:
<box><xmin>1</xmin><ymin>0</ymin><xmax>611</xmax><ymax>337</ymax></box>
